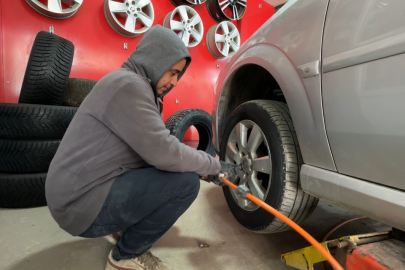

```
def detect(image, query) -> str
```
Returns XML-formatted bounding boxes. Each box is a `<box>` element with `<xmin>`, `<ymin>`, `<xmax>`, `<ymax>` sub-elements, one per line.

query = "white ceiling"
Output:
<box><xmin>264</xmin><ymin>0</ymin><xmax>288</xmax><ymax>6</ymax></box>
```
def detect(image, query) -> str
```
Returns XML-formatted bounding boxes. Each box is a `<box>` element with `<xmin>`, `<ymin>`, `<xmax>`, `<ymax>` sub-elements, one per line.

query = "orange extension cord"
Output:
<box><xmin>219</xmin><ymin>176</ymin><xmax>344</xmax><ymax>270</ymax></box>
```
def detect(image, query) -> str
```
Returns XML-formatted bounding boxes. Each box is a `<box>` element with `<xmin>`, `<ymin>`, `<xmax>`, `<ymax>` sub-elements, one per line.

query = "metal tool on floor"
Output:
<box><xmin>281</xmin><ymin>230</ymin><xmax>405</xmax><ymax>270</ymax></box>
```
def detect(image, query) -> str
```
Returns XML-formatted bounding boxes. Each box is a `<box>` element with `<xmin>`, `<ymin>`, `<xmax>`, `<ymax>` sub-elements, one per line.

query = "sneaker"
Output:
<box><xmin>105</xmin><ymin>249</ymin><xmax>172</xmax><ymax>270</ymax></box>
<box><xmin>104</xmin><ymin>231</ymin><xmax>123</xmax><ymax>245</ymax></box>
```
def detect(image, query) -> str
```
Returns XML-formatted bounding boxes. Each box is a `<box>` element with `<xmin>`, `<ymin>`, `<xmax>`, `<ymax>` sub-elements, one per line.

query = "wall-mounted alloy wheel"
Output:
<box><xmin>104</xmin><ymin>0</ymin><xmax>154</xmax><ymax>37</ymax></box>
<box><xmin>163</xmin><ymin>6</ymin><xmax>204</xmax><ymax>48</ymax></box>
<box><xmin>206</xmin><ymin>0</ymin><xmax>246</xmax><ymax>23</ymax></box>
<box><xmin>25</xmin><ymin>0</ymin><xmax>83</xmax><ymax>19</ymax></box>
<box><xmin>207</xmin><ymin>21</ymin><xmax>240</xmax><ymax>58</ymax></box>
<box><xmin>169</xmin><ymin>0</ymin><xmax>206</xmax><ymax>7</ymax></box>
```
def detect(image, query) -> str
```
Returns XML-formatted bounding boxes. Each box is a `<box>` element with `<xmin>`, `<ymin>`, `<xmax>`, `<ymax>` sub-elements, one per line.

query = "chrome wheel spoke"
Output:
<box><xmin>229</xmin><ymin>29</ymin><xmax>238</xmax><ymax>39</ymax></box>
<box><xmin>236</xmin><ymin>122</ymin><xmax>248</xmax><ymax>154</ymax></box>
<box><xmin>109</xmin><ymin>1</ymin><xmax>127</xmax><ymax>13</ymax></box>
<box><xmin>48</xmin><ymin>0</ymin><xmax>62</xmax><ymax>13</ymax></box>
<box><xmin>252</xmin><ymin>156</ymin><xmax>272</xmax><ymax>175</ymax></box>
<box><xmin>181</xmin><ymin>31</ymin><xmax>190</xmax><ymax>47</ymax></box>
<box><xmin>138</xmin><ymin>11</ymin><xmax>153</xmax><ymax>27</ymax></box>
<box><xmin>230</xmin><ymin>41</ymin><xmax>239</xmax><ymax>52</ymax></box>
<box><xmin>247</xmin><ymin>123</ymin><xmax>263</xmax><ymax>155</ymax></box>
<box><xmin>226</xmin><ymin>142</ymin><xmax>241</xmax><ymax>164</ymax></box>
<box><xmin>215</xmin><ymin>34</ymin><xmax>226</xmax><ymax>42</ymax></box>
<box><xmin>221</xmin><ymin>43</ymin><xmax>230</xmax><ymax>57</ymax></box>
<box><xmin>170</xmin><ymin>20</ymin><xmax>183</xmax><ymax>30</ymax></box>
<box><xmin>190</xmin><ymin>15</ymin><xmax>201</xmax><ymax>26</ymax></box>
<box><xmin>232</xmin><ymin>5</ymin><xmax>239</xmax><ymax>20</ymax></box>
<box><xmin>177</xmin><ymin>6</ymin><xmax>189</xmax><ymax>21</ymax></box>
<box><xmin>219</xmin><ymin>0</ymin><xmax>230</xmax><ymax>11</ymax></box>
<box><xmin>248</xmin><ymin>175</ymin><xmax>265</xmax><ymax>200</ymax></box>
<box><xmin>190</xmin><ymin>29</ymin><xmax>203</xmax><ymax>43</ymax></box>
<box><xmin>237</xmin><ymin>0</ymin><xmax>246</xmax><ymax>7</ymax></box>
<box><xmin>136</xmin><ymin>0</ymin><xmax>151</xmax><ymax>8</ymax></box>
<box><xmin>124</xmin><ymin>14</ymin><xmax>136</xmax><ymax>31</ymax></box>
<box><xmin>221</xmin><ymin>22</ymin><xmax>230</xmax><ymax>35</ymax></box>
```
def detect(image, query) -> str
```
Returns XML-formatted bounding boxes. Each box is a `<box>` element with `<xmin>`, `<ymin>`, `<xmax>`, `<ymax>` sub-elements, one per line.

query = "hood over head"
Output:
<box><xmin>122</xmin><ymin>25</ymin><xmax>191</xmax><ymax>96</ymax></box>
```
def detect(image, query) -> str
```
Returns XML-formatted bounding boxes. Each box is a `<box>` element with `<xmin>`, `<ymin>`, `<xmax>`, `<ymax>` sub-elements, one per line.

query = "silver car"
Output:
<box><xmin>212</xmin><ymin>0</ymin><xmax>405</xmax><ymax>233</ymax></box>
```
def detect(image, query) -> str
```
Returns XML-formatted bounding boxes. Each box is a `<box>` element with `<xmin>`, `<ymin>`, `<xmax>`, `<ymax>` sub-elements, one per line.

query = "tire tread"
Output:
<box><xmin>0</xmin><ymin>173</ymin><xmax>47</xmax><ymax>208</ymax></box>
<box><xmin>19</xmin><ymin>31</ymin><xmax>74</xmax><ymax>105</ymax></box>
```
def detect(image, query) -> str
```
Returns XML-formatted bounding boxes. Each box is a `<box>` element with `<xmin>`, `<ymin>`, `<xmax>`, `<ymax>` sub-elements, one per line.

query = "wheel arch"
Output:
<box><xmin>215</xmin><ymin>44</ymin><xmax>316</xmax><ymax>156</ymax></box>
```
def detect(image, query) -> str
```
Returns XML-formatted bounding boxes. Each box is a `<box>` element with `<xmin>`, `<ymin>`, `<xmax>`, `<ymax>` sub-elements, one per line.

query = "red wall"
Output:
<box><xmin>0</xmin><ymin>0</ymin><xmax>273</xmax><ymax>137</ymax></box>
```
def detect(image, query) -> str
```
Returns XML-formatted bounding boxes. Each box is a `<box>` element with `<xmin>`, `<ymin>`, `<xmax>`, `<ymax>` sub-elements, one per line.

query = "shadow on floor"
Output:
<box><xmin>7</xmin><ymin>238</ymin><xmax>112</xmax><ymax>270</ymax></box>
<box><xmin>158</xmin><ymin>185</ymin><xmax>391</xmax><ymax>270</ymax></box>
<box><xmin>6</xmin><ymin>186</ymin><xmax>391</xmax><ymax>270</ymax></box>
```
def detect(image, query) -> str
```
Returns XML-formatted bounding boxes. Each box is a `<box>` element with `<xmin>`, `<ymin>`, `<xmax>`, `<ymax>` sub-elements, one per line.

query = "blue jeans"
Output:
<box><xmin>79</xmin><ymin>167</ymin><xmax>200</xmax><ymax>260</ymax></box>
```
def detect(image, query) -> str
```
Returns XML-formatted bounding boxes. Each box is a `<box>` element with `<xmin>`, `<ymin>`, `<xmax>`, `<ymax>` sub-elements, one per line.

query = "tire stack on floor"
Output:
<box><xmin>0</xmin><ymin>31</ymin><xmax>214</xmax><ymax>208</ymax></box>
<box><xmin>0</xmin><ymin>31</ymin><xmax>96</xmax><ymax>209</ymax></box>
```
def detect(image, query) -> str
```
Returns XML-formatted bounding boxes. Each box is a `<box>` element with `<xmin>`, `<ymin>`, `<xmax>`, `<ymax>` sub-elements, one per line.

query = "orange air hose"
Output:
<box><xmin>219</xmin><ymin>176</ymin><xmax>344</xmax><ymax>270</ymax></box>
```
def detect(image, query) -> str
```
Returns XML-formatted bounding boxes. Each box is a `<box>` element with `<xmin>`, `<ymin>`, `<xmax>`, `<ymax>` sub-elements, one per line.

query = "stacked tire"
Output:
<box><xmin>0</xmin><ymin>31</ymin><xmax>95</xmax><ymax>209</ymax></box>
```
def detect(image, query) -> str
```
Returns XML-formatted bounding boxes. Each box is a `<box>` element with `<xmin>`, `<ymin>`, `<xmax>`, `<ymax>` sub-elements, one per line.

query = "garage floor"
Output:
<box><xmin>0</xmin><ymin>181</ymin><xmax>390</xmax><ymax>270</ymax></box>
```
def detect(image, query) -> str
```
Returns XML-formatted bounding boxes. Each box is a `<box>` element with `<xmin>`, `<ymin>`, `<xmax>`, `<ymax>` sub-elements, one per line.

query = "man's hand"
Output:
<box><xmin>219</xmin><ymin>160</ymin><xmax>239</xmax><ymax>183</ymax></box>
<box><xmin>201</xmin><ymin>161</ymin><xmax>241</xmax><ymax>186</ymax></box>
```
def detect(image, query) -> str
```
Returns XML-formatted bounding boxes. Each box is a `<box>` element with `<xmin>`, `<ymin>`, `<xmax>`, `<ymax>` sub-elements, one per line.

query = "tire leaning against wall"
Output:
<box><xmin>19</xmin><ymin>31</ymin><xmax>74</xmax><ymax>105</ymax></box>
<box><xmin>165</xmin><ymin>109</ymin><xmax>216</xmax><ymax>157</ymax></box>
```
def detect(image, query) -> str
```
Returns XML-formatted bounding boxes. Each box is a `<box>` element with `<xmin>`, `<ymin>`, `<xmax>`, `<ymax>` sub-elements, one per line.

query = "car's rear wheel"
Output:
<box><xmin>220</xmin><ymin>100</ymin><xmax>318</xmax><ymax>233</ymax></box>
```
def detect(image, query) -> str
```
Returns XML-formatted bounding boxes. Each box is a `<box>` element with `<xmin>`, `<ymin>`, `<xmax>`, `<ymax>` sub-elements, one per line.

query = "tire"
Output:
<box><xmin>0</xmin><ymin>173</ymin><xmax>47</xmax><ymax>208</ymax></box>
<box><xmin>0</xmin><ymin>140</ymin><xmax>60</xmax><ymax>173</ymax></box>
<box><xmin>165</xmin><ymin>109</ymin><xmax>216</xmax><ymax>157</ymax></box>
<box><xmin>220</xmin><ymin>100</ymin><xmax>318</xmax><ymax>233</ymax></box>
<box><xmin>63</xmin><ymin>78</ymin><xmax>98</xmax><ymax>107</ymax></box>
<box><xmin>0</xmin><ymin>103</ymin><xmax>77</xmax><ymax>139</ymax></box>
<box><xmin>19</xmin><ymin>31</ymin><xmax>74</xmax><ymax>105</ymax></box>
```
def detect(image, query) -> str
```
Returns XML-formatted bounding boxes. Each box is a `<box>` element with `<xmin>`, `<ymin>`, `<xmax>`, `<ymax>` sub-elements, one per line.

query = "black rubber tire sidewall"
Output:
<box><xmin>19</xmin><ymin>31</ymin><xmax>74</xmax><ymax>105</ymax></box>
<box><xmin>165</xmin><ymin>109</ymin><xmax>216</xmax><ymax>157</ymax></box>
<box><xmin>0</xmin><ymin>173</ymin><xmax>47</xmax><ymax>208</ymax></box>
<box><xmin>0</xmin><ymin>140</ymin><xmax>60</xmax><ymax>173</ymax></box>
<box><xmin>220</xmin><ymin>102</ymin><xmax>286</xmax><ymax>230</ymax></box>
<box><xmin>0</xmin><ymin>103</ymin><xmax>77</xmax><ymax>139</ymax></box>
<box><xmin>63</xmin><ymin>78</ymin><xmax>98</xmax><ymax>107</ymax></box>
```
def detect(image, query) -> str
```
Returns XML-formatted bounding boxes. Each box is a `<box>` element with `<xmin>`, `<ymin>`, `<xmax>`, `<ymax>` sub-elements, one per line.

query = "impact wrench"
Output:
<box><xmin>208</xmin><ymin>173</ymin><xmax>344</xmax><ymax>270</ymax></box>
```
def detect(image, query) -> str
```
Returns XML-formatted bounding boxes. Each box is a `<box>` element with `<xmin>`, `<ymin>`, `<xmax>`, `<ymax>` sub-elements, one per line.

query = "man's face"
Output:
<box><xmin>156</xmin><ymin>59</ymin><xmax>187</xmax><ymax>95</ymax></box>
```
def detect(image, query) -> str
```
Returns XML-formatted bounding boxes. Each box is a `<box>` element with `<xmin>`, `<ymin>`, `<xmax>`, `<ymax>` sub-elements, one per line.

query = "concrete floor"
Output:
<box><xmin>0</xmin><ymin>181</ymin><xmax>390</xmax><ymax>270</ymax></box>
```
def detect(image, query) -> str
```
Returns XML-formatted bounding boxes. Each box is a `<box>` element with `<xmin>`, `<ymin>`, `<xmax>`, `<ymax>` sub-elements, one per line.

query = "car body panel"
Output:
<box><xmin>212</xmin><ymin>0</ymin><xmax>405</xmax><ymax>230</ymax></box>
<box><xmin>213</xmin><ymin>0</ymin><xmax>336</xmax><ymax>171</ymax></box>
<box><xmin>322</xmin><ymin>0</ymin><xmax>405</xmax><ymax>190</ymax></box>
<box><xmin>301</xmin><ymin>164</ymin><xmax>405</xmax><ymax>232</ymax></box>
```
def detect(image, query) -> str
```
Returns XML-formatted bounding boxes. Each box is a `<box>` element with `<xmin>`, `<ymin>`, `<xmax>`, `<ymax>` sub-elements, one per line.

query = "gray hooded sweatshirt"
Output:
<box><xmin>45</xmin><ymin>25</ymin><xmax>221</xmax><ymax>236</ymax></box>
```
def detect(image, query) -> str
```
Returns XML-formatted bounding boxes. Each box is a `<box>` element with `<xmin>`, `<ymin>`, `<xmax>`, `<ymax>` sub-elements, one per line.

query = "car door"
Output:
<box><xmin>321</xmin><ymin>0</ymin><xmax>405</xmax><ymax>190</ymax></box>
